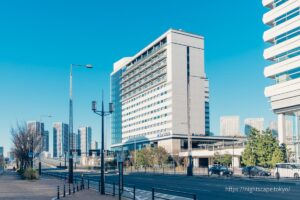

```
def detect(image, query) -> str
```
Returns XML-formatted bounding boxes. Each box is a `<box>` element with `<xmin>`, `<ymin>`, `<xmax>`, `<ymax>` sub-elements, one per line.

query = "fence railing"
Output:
<box><xmin>43</xmin><ymin>171</ymin><xmax>138</xmax><ymax>200</ymax></box>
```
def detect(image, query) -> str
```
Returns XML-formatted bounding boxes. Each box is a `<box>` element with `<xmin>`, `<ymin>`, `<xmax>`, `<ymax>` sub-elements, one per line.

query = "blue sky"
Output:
<box><xmin>0</xmin><ymin>0</ymin><xmax>275</xmax><ymax>155</ymax></box>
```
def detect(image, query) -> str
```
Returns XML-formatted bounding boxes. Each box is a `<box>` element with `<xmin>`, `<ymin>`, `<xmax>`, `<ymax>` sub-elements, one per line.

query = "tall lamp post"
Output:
<box><xmin>186</xmin><ymin>74</ymin><xmax>206</xmax><ymax>176</ymax></box>
<box><xmin>232</xmin><ymin>136</ymin><xmax>236</xmax><ymax>174</ymax></box>
<box><xmin>27</xmin><ymin>136</ymin><xmax>34</xmax><ymax>168</ymax></box>
<box><xmin>38</xmin><ymin>114</ymin><xmax>52</xmax><ymax>175</ymax></box>
<box><xmin>69</xmin><ymin>64</ymin><xmax>93</xmax><ymax>184</ymax></box>
<box><xmin>91</xmin><ymin>96</ymin><xmax>113</xmax><ymax>195</ymax></box>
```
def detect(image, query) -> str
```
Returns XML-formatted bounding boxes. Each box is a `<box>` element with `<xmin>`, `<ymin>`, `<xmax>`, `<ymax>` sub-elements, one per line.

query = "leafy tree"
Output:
<box><xmin>136</xmin><ymin>148</ymin><xmax>151</xmax><ymax>168</ymax></box>
<box><xmin>153</xmin><ymin>147</ymin><xmax>169</xmax><ymax>167</ymax></box>
<box><xmin>135</xmin><ymin>147</ymin><xmax>169</xmax><ymax>168</ymax></box>
<box><xmin>271</xmin><ymin>147</ymin><xmax>284</xmax><ymax>167</ymax></box>
<box><xmin>213</xmin><ymin>152</ymin><xmax>232</xmax><ymax>166</ymax></box>
<box><xmin>242</xmin><ymin>128</ymin><xmax>284</xmax><ymax>168</ymax></box>
<box><xmin>279</xmin><ymin>143</ymin><xmax>293</xmax><ymax>163</ymax></box>
<box><xmin>242</xmin><ymin>128</ymin><xmax>259</xmax><ymax>166</ymax></box>
<box><xmin>256</xmin><ymin>129</ymin><xmax>277</xmax><ymax>167</ymax></box>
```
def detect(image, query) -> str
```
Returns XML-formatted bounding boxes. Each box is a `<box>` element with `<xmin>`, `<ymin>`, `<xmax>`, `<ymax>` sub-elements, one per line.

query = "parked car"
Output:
<box><xmin>242</xmin><ymin>166</ymin><xmax>271</xmax><ymax>176</ymax></box>
<box><xmin>209</xmin><ymin>165</ymin><xmax>233</xmax><ymax>176</ymax></box>
<box><xmin>274</xmin><ymin>163</ymin><xmax>300</xmax><ymax>179</ymax></box>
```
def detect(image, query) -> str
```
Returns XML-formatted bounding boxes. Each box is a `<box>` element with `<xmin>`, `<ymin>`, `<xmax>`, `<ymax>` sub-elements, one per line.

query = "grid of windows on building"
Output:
<box><xmin>111</xmin><ymin>68</ymin><xmax>123</xmax><ymax>145</ymax></box>
<box><xmin>263</xmin><ymin>0</ymin><xmax>300</xmax><ymax>159</ymax></box>
<box><xmin>111</xmin><ymin>29</ymin><xmax>209</xmax><ymax>154</ymax></box>
<box><xmin>53</xmin><ymin>123</ymin><xmax>69</xmax><ymax>158</ymax></box>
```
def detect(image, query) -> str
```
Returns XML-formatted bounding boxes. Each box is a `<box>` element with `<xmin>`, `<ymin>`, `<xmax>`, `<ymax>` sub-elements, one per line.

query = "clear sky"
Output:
<box><xmin>0</xmin><ymin>0</ymin><xmax>275</xmax><ymax>155</ymax></box>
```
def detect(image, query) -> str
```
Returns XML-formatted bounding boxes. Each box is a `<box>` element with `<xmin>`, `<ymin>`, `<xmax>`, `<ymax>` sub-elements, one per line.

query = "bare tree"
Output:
<box><xmin>11</xmin><ymin>122</ymin><xmax>42</xmax><ymax>170</ymax></box>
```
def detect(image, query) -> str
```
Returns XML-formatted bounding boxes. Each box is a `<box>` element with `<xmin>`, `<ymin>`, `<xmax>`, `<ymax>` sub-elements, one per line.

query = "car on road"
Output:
<box><xmin>209</xmin><ymin>165</ymin><xmax>233</xmax><ymax>176</ymax></box>
<box><xmin>242</xmin><ymin>166</ymin><xmax>271</xmax><ymax>176</ymax></box>
<box><xmin>274</xmin><ymin>163</ymin><xmax>300</xmax><ymax>179</ymax></box>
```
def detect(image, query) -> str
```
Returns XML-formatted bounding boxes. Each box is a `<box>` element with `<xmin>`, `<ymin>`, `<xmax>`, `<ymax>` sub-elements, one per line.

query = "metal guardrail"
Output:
<box><xmin>43</xmin><ymin>171</ymin><xmax>137</xmax><ymax>200</ymax></box>
<box><xmin>43</xmin><ymin>170</ymin><xmax>198</xmax><ymax>200</ymax></box>
<box><xmin>152</xmin><ymin>188</ymin><xmax>196</xmax><ymax>200</ymax></box>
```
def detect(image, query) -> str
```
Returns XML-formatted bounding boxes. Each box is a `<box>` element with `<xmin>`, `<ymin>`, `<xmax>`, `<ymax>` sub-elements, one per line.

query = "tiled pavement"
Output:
<box><xmin>0</xmin><ymin>170</ymin><xmax>65</xmax><ymax>200</ymax></box>
<box><xmin>61</xmin><ymin>190</ymin><xmax>117</xmax><ymax>200</ymax></box>
<box><xmin>0</xmin><ymin>170</ymin><xmax>192</xmax><ymax>200</ymax></box>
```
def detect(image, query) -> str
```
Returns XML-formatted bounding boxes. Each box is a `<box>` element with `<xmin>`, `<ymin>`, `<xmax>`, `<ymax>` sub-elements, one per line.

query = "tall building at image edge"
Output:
<box><xmin>263</xmin><ymin>0</ymin><xmax>300</xmax><ymax>161</ymax></box>
<box><xmin>110</xmin><ymin>29</ymin><xmax>209</xmax><ymax>154</ymax></box>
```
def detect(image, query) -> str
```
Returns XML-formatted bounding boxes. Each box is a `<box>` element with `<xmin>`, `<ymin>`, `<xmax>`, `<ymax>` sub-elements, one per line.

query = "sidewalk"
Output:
<box><xmin>61</xmin><ymin>190</ymin><xmax>117</xmax><ymax>200</ymax></box>
<box><xmin>0</xmin><ymin>170</ymin><xmax>65</xmax><ymax>200</ymax></box>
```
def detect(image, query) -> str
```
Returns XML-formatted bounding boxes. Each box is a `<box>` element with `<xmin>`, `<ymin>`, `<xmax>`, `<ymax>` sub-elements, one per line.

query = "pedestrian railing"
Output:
<box><xmin>43</xmin><ymin>170</ymin><xmax>197</xmax><ymax>200</ymax></box>
<box><xmin>119</xmin><ymin>184</ymin><xmax>136</xmax><ymax>200</ymax></box>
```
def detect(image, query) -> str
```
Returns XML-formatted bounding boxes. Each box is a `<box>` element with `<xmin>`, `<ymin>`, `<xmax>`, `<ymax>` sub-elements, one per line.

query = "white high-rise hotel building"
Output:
<box><xmin>111</xmin><ymin>29</ymin><xmax>209</xmax><ymax>154</ymax></box>
<box><xmin>263</xmin><ymin>0</ymin><xmax>300</xmax><ymax>160</ymax></box>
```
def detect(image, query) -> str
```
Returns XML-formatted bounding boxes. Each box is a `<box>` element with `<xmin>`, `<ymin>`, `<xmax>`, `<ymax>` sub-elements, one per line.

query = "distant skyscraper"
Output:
<box><xmin>6</xmin><ymin>151</ymin><xmax>14</xmax><ymax>161</ymax></box>
<box><xmin>27</xmin><ymin>121</ymin><xmax>49</xmax><ymax>152</ymax></box>
<box><xmin>244</xmin><ymin>118</ymin><xmax>264</xmax><ymax>136</ymax></box>
<box><xmin>78</xmin><ymin>126</ymin><xmax>92</xmax><ymax>156</ymax></box>
<box><xmin>0</xmin><ymin>146</ymin><xmax>3</xmax><ymax>169</ymax></box>
<box><xmin>42</xmin><ymin>130</ymin><xmax>49</xmax><ymax>152</ymax></box>
<box><xmin>92</xmin><ymin>141</ymin><xmax>98</xmax><ymax>150</ymax></box>
<box><xmin>53</xmin><ymin>122</ymin><xmax>69</xmax><ymax>158</ymax></box>
<box><xmin>220</xmin><ymin>116</ymin><xmax>240</xmax><ymax>137</ymax></box>
<box><xmin>269</xmin><ymin>121</ymin><xmax>278</xmax><ymax>136</ymax></box>
<box><xmin>0</xmin><ymin>147</ymin><xmax>3</xmax><ymax>157</ymax></box>
<box><xmin>76</xmin><ymin>133</ymin><xmax>81</xmax><ymax>151</ymax></box>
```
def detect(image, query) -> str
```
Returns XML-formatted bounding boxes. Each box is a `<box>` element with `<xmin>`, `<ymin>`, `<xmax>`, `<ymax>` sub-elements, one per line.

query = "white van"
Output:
<box><xmin>274</xmin><ymin>163</ymin><xmax>300</xmax><ymax>179</ymax></box>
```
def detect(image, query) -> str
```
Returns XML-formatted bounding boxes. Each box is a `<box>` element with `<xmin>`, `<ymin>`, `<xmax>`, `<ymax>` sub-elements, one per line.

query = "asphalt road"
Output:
<box><xmin>91</xmin><ymin>174</ymin><xmax>300</xmax><ymax>200</ymax></box>
<box><xmin>43</xmin><ymin>170</ymin><xmax>300</xmax><ymax>200</ymax></box>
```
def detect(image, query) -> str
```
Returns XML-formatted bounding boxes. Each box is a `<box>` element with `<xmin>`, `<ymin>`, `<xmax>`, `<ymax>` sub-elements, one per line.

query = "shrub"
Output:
<box><xmin>23</xmin><ymin>168</ymin><xmax>39</xmax><ymax>180</ymax></box>
<box><xmin>17</xmin><ymin>168</ymin><xmax>25</xmax><ymax>175</ymax></box>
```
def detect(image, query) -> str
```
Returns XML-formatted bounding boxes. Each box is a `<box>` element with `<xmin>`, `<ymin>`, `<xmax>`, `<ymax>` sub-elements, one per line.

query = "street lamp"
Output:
<box><xmin>27</xmin><ymin>136</ymin><xmax>34</xmax><ymax>168</ymax></box>
<box><xmin>186</xmin><ymin>75</ymin><xmax>206</xmax><ymax>176</ymax></box>
<box><xmin>91</xmin><ymin>97</ymin><xmax>113</xmax><ymax>195</ymax></box>
<box><xmin>232</xmin><ymin>136</ymin><xmax>236</xmax><ymax>174</ymax></box>
<box><xmin>69</xmin><ymin>64</ymin><xmax>93</xmax><ymax>184</ymax></box>
<box><xmin>38</xmin><ymin>114</ymin><xmax>52</xmax><ymax>175</ymax></box>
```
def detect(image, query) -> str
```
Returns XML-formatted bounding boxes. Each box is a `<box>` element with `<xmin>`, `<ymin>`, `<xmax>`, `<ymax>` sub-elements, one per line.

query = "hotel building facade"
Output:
<box><xmin>263</xmin><ymin>0</ymin><xmax>300</xmax><ymax>161</ymax></box>
<box><xmin>111</xmin><ymin>29</ymin><xmax>209</xmax><ymax>154</ymax></box>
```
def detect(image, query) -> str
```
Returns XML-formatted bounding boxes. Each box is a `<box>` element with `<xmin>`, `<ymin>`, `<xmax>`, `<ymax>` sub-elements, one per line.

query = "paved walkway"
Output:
<box><xmin>62</xmin><ymin>190</ymin><xmax>117</xmax><ymax>200</ymax></box>
<box><xmin>0</xmin><ymin>170</ymin><xmax>65</xmax><ymax>200</ymax></box>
